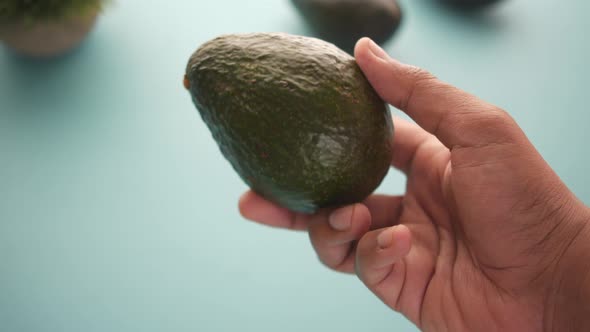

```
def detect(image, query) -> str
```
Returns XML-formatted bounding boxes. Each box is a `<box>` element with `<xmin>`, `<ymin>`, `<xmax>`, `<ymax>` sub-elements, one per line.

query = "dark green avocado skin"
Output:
<box><xmin>439</xmin><ymin>0</ymin><xmax>504</xmax><ymax>9</ymax></box>
<box><xmin>292</xmin><ymin>0</ymin><xmax>402</xmax><ymax>54</ymax></box>
<box><xmin>185</xmin><ymin>33</ymin><xmax>393</xmax><ymax>213</ymax></box>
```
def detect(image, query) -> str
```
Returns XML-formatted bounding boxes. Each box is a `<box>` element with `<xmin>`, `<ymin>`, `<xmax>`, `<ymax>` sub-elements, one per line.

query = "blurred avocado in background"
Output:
<box><xmin>0</xmin><ymin>0</ymin><xmax>109</xmax><ymax>58</ymax></box>
<box><xmin>291</xmin><ymin>0</ymin><xmax>403</xmax><ymax>54</ymax></box>
<box><xmin>438</xmin><ymin>0</ymin><xmax>504</xmax><ymax>10</ymax></box>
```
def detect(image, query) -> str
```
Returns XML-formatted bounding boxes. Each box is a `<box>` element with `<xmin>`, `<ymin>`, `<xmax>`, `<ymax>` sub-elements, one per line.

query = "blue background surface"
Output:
<box><xmin>1</xmin><ymin>0</ymin><xmax>589</xmax><ymax>331</ymax></box>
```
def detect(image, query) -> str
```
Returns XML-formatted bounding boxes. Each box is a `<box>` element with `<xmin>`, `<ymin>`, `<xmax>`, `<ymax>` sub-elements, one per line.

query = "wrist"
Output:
<box><xmin>545</xmin><ymin>205</ymin><xmax>590</xmax><ymax>332</ymax></box>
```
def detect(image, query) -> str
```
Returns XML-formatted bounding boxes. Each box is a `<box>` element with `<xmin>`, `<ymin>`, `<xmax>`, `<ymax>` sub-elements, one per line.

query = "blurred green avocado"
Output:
<box><xmin>291</xmin><ymin>0</ymin><xmax>403</xmax><ymax>54</ymax></box>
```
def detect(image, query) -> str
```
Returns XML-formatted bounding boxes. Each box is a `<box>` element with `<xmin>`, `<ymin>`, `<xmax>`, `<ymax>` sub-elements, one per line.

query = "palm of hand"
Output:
<box><xmin>372</xmin><ymin>125</ymin><xmax>548</xmax><ymax>331</ymax></box>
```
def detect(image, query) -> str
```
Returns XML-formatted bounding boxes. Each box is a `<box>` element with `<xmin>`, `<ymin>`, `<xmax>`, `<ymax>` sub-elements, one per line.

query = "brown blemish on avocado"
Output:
<box><xmin>183</xmin><ymin>75</ymin><xmax>191</xmax><ymax>90</ymax></box>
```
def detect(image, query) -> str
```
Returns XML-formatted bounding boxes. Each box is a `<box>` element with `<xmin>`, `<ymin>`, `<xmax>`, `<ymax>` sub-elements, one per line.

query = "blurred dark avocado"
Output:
<box><xmin>439</xmin><ymin>0</ymin><xmax>504</xmax><ymax>10</ymax></box>
<box><xmin>291</xmin><ymin>0</ymin><xmax>403</xmax><ymax>54</ymax></box>
<box><xmin>184</xmin><ymin>33</ymin><xmax>394</xmax><ymax>213</ymax></box>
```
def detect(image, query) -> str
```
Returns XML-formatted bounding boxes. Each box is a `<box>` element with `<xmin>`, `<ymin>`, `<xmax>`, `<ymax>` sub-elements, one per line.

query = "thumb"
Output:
<box><xmin>354</xmin><ymin>37</ymin><xmax>525</xmax><ymax>150</ymax></box>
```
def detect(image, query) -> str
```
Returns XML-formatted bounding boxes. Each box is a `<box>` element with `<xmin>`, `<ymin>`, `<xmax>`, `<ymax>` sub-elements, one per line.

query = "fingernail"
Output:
<box><xmin>367</xmin><ymin>39</ymin><xmax>389</xmax><ymax>60</ymax></box>
<box><xmin>377</xmin><ymin>227</ymin><xmax>394</xmax><ymax>249</ymax></box>
<box><xmin>329</xmin><ymin>205</ymin><xmax>355</xmax><ymax>231</ymax></box>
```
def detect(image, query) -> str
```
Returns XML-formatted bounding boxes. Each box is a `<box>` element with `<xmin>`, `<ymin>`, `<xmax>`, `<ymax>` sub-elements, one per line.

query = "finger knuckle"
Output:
<box><xmin>401</xmin><ymin>66</ymin><xmax>439</xmax><ymax>111</ymax></box>
<box><xmin>308</xmin><ymin>226</ymin><xmax>334</xmax><ymax>252</ymax></box>
<box><xmin>449</xmin><ymin>104</ymin><xmax>522</xmax><ymax>148</ymax></box>
<box><xmin>483</xmin><ymin>106</ymin><xmax>514</xmax><ymax>125</ymax></box>
<box><xmin>406</xmin><ymin>65</ymin><xmax>436</xmax><ymax>82</ymax></box>
<box><xmin>315</xmin><ymin>248</ymin><xmax>352</xmax><ymax>272</ymax></box>
<box><xmin>319</xmin><ymin>256</ymin><xmax>345</xmax><ymax>270</ymax></box>
<box><xmin>475</xmin><ymin>107</ymin><xmax>518</xmax><ymax>136</ymax></box>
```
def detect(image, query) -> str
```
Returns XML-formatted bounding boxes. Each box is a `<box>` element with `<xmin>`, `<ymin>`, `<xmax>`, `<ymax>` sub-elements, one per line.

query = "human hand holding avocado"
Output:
<box><xmin>239</xmin><ymin>38</ymin><xmax>590</xmax><ymax>331</ymax></box>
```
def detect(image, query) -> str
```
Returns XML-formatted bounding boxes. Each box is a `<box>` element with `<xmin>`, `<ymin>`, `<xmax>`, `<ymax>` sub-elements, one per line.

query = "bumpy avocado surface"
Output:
<box><xmin>184</xmin><ymin>33</ymin><xmax>393</xmax><ymax>213</ymax></box>
<box><xmin>292</xmin><ymin>0</ymin><xmax>402</xmax><ymax>54</ymax></box>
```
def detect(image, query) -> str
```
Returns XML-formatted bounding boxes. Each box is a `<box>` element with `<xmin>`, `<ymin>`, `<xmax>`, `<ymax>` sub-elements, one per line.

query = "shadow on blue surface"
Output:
<box><xmin>1</xmin><ymin>43</ymin><xmax>86</xmax><ymax>100</ymax></box>
<box><xmin>0</xmin><ymin>35</ymin><xmax>116</xmax><ymax>143</ymax></box>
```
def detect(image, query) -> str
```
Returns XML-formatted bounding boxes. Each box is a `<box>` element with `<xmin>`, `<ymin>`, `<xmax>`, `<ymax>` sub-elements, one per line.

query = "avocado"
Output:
<box><xmin>291</xmin><ymin>0</ymin><xmax>403</xmax><ymax>54</ymax></box>
<box><xmin>439</xmin><ymin>0</ymin><xmax>504</xmax><ymax>10</ymax></box>
<box><xmin>184</xmin><ymin>33</ymin><xmax>393</xmax><ymax>213</ymax></box>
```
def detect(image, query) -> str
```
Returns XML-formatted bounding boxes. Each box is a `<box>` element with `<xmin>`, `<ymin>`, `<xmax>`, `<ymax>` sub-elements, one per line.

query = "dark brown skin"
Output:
<box><xmin>185</xmin><ymin>33</ymin><xmax>394</xmax><ymax>213</ymax></box>
<box><xmin>292</xmin><ymin>0</ymin><xmax>403</xmax><ymax>54</ymax></box>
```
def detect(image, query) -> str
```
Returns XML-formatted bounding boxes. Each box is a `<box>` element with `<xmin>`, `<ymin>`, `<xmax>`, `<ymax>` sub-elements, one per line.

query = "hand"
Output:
<box><xmin>239</xmin><ymin>38</ymin><xmax>590</xmax><ymax>331</ymax></box>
